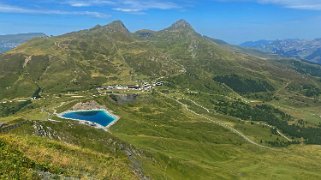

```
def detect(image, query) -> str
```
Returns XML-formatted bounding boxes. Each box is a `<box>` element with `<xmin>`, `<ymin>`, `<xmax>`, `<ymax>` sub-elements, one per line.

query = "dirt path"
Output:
<box><xmin>276</xmin><ymin>81</ymin><xmax>292</xmax><ymax>95</ymax></box>
<box><xmin>186</xmin><ymin>99</ymin><xmax>210</xmax><ymax>112</ymax></box>
<box><xmin>183</xmin><ymin>97</ymin><xmax>292</xmax><ymax>142</ymax></box>
<box><xmin>53</xmin><ymin>102</ymin><xmax>66</xmax><ymax>115</ymax></box>
<box><xmin>161</xmin><ymin>93</ymin><xmax>272</xmax><ymax>149</ymax></box>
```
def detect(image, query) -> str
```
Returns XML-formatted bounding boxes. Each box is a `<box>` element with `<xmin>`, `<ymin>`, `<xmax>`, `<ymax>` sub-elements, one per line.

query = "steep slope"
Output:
<box><xmin>0</xmin><ymin>21</ymin><xmax>183</xmax><ymax>99</ymax></box>
<box><xmin>140</xmin><ymin>21</ymin><xmax>320</xmax><ymax>98</ymax></box>
<box><xmin>1</xmin><ymin>20</ymin><xmax>320</xmax><ymax>100</ymax></box>
<box><xmin>0</xmin><ymin>120</ymin><xmax>141</xmax><ymax>179</ymax></box>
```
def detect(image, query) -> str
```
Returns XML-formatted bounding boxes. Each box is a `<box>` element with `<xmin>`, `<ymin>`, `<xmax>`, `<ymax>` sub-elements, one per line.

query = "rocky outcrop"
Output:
<box><xmin>0</xmin><ymin>120</ymin><xmax>27</xmax><ymax>133</ymax></box>
<box><xmin>33</xmin><ymin>121</ymin><xmax>62</xmax><ymax>140</ymax></box>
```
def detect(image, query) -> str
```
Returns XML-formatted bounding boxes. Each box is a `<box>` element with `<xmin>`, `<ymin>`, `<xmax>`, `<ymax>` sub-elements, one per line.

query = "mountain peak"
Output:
<box><xmin>169</xmin><ymin>19</ymin><xmax>193</xmax><ymax>30</ymax></box>
<box><xmin>108</xmin><ymin>20</ymin><xmax>125</xmax><ymax>27</ymax></box>
<box><xmin>104</xmin><ymin>20</ymin><xmax>129</xmax><ymax>34</ymax></box>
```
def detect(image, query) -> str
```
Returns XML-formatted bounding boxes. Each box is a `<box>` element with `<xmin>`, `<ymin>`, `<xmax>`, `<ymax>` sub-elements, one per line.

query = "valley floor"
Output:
<box><xmin>1</xmin><ymin>89</ymin><xmax>321</xmax><ymax>179</ymax></box>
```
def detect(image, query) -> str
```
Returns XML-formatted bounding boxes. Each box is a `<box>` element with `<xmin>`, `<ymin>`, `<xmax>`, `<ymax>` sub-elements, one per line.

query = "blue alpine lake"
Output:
<box><xmin>60</xmin><ymin>110</ymin><xmax>117</xmax><ymax>127</ymax></box>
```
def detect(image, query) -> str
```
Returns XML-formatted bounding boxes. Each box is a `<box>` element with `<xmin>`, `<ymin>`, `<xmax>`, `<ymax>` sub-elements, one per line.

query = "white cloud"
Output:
<box><xmin>0</xmin><ymin>3</ymin><xmax>110</xmax><ymax>18</ymax></box>
<box><xmin>258</xmin><ymin>0</ymin><xmax>321</xmax><ymax>10</ymax></box>
<box><xmin>113</xmin><ymin>8</ymin><xmax>141</xmax><ymax>12</ymax></box>
<box><xmin>65</xmin><ymin>0</ymin><xmax>115</xmax><ymax>7</ymax></box>
<box><xmin>64</xmin><ymin>0</ymin><xmax>181</xmax><ymax>12</ymax></box>
<box><xmin>218</xmin><ymin>0</ymin><xmax>321</xmax><ymax>10</ymax></box>
<box><xmin>108</xmin><ymin>0</ymin><xmax>321</xmax><ymax>12</ymax></box>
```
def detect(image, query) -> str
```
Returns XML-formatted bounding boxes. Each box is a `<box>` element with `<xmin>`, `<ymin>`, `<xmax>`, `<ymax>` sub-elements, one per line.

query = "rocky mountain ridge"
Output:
<box><xmin>241</xmin><ymin>39</ymin><xmax>321</xmax><ymax>64</ymax></box>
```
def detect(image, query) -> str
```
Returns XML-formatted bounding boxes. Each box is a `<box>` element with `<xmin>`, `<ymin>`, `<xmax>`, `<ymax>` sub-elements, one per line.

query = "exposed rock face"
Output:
<box><xmin>0</xmin><ymin>121</ymin><xmax>27</xmax><ymax>133</ymax></box>
<box><xmin>33</xmin><ymin>121</ymin><xmax>61</xmax><ymax>140</ymax></box>
<box><xmin>23</xmin><ymin>56</ymin><xmax>32</xmax><ymax>68</ymax></box>
<box><xmin>168</xmin><ymin>19</ymin><xmax>194</xmax><ymax>31</ymax></box>
<box><xmin>104</xmin><ymin>20</ymin><xmax>130</xmax><ymax>34</ymax></box>
<box><xmin>71</xmin><ymin>100</ymin><xmax>105</xmax><ymax>111</ymax></box>
<box><xmin>109</xmin><ymin>94</ymin><xmax>138</xmax><ymax>104</ymax></box>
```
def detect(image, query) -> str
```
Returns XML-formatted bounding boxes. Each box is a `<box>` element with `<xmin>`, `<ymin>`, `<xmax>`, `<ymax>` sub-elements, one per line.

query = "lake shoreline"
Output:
<box><xmin>57</xmin><ymin>108</ymin><xmax>120</xmax><ymax>130</ymax></box>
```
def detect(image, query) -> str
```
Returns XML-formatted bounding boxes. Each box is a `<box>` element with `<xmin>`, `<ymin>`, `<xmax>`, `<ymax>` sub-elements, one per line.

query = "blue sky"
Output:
<box><xmin>1</xmin><ymin>0</ymin><xmax>321</xmax><ymax>44</ymax></box>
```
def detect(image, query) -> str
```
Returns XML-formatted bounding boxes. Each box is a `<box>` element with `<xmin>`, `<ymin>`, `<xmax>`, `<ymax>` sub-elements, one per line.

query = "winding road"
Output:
<box><xmin>161</xmin><ymin>93</ymin><xmax>276</xmax><ymax>149</ymax></box>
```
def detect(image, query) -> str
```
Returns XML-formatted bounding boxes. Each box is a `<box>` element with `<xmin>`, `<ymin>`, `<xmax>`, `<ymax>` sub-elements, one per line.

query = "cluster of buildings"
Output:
<box><xmin>0</xmin><ymin>99</ymin><xmax>28</xmax><ymax>104</ymax></box>
<box><xmin>96</xmin><ymin>81</ymin><xmax>163</xmax><ymax>92</ymax></box>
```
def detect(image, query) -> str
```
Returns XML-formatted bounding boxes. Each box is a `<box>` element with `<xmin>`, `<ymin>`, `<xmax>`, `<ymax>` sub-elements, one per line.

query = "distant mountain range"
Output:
<box><xmin>241</xmin><ymin>39</ymin><xmax>321</xmax><ymax>64</ymax></box>
<box><xmin>0</xmin><ymin>33</ymin><xmax>46</xmax><ymax>53</ymax></box>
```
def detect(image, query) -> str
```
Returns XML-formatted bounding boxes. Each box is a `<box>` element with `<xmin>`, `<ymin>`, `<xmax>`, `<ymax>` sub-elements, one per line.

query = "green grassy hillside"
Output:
<box><xmin>1</xmin><ymin>20</ymin><xmax>321</xmax><ymax>179</ymax></box>
<box><xmin>1</xmin><ymin>91</ymin><xmax>321</xmax><ymax>179</ymax></box>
